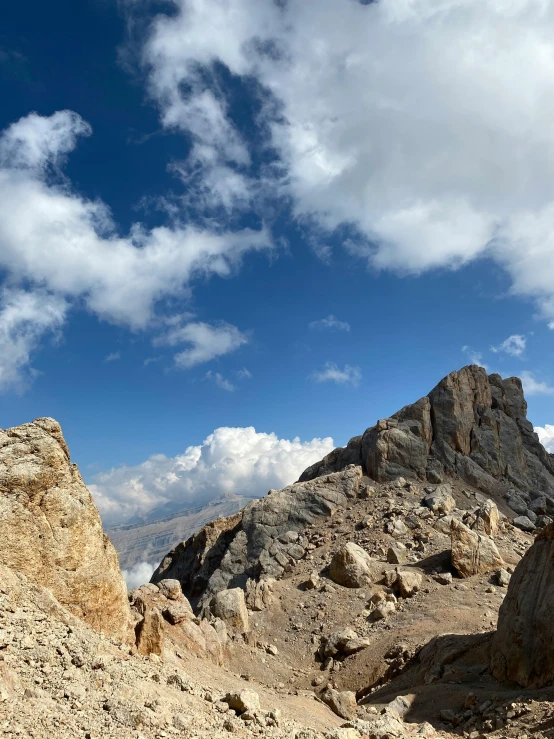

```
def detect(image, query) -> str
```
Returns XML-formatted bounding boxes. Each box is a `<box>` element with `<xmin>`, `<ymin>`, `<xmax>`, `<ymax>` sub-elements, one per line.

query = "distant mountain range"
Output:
<box><xmin>107</xmin><ymin>493</ymin><xmax>251</xmax><ymax>570</ymax></box>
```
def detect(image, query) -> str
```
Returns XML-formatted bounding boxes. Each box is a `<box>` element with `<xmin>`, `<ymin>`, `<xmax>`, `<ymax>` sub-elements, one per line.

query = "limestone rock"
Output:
<box><xmin>491</xmin><ymin>522</ymin><xmax>554</xmax><ymax>687</ymax></box>
<box><xmin>473</xmin><ymin>499</ymin><xmax>499</xmax><ymax>536</ymax></box>
<box><xmin>210</xmin><ymin>588</ymin><xmax>249</xmax><ymax>635</ymax></box>
<box><xmin>387</xmin><ymin>543</ymin><xmax>407</xmax><ymax>565</ymax></box>
<box><xmin>424</xmin><ymin>484</ymin><xmax>456</xmax><ymax>514</ymax></box>
<box><xmin>450</xmin><ymin>519</ymin><xmax>503</xmax><ymax>578</ymax></box>
<box><xmin>395</xmin><ymin>569</ymin><xmax>423</xmax><ymax>598</ymax></box>
<box><xmin>329</xmin><ymin>542</ymin><xmax>380</xmax><ymax>588</ymax></box>
<box><xmin>245</xmin><ymin>577</ymin><xmax>275</xmax><ymax>611</ymax></box>
<box><xmin>321</xmin><ymin>688</ymin><xmax>357</xmax><ymax>720</ymax></box>
<box><xmin>223</xmin><ymin>690</ymin><xmax>260</xmax><ymax>715</ymax></box>
<box><xmin>135</xmin><ymin>608</ymin><xmax>164</xmax><ymax>656</ymax></box>
<box><xmin>513</xmin><ymin>515</ymin><xmax>535</xmax><ymax>532</ymax></box>
<box><xmin>0</xmin><ymin>417</ymin><xmax>130</xmax><ymax>640</ymax></box>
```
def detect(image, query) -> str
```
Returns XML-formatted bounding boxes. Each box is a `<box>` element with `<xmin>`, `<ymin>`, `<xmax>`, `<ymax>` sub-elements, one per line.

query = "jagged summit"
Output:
<box><xmin>152</xmin><ymin>365</ymin><xmax>554</xmax><ymax>605</ymax></box>
<box><xmin>301</xmin><ymin>364</ymin><xmax>554</xmax><ymax>500</ymax></box>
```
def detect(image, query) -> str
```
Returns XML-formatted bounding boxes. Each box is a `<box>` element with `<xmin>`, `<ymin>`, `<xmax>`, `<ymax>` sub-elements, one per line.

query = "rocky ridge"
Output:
<box><xmin>4</xmin><ymin>367</ymin><xmax>554</xmax><ymax>738</ymax></box>
<box><xmin>152</xmin><ymin>366</ymin><xmax>554</xmax><ymax>609</ymax></box>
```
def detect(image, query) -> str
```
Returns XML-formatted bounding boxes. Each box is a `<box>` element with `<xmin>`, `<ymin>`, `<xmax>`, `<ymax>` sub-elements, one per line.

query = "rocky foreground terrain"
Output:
<box><xmin>4</xmin><ymin>365</ymin><xmax>554</xmax><ymax>738</ymax></box>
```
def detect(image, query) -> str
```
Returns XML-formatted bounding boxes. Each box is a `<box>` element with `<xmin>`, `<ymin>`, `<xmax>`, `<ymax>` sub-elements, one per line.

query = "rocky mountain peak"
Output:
<box><xmin>152</xmin><ymin>365</ymin><xmax>554</xmax><ymax>608</ymax></box>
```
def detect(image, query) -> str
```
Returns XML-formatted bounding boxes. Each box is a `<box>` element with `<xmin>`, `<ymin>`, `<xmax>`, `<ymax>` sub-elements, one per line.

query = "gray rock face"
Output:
<box><xmin>491</xmin><ymin>523</ymin><xmax>554</xmax><ymax>687</ymax></box>
<box><xmin>152</xmin><ymin>466</ymin><xmax>362</xmax><ymax>605</ymax></box>
<box><xmin>152</xmin><ymin>365</ymin><xmax>554</xmax><ymax>611</ymax></box>
<box><xmin>301</xmin><ymin>365</ymin><xmax>554</xmax><ymax>510</ymax></box>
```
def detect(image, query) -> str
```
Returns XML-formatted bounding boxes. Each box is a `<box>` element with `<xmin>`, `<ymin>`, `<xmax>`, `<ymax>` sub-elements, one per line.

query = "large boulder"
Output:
<box><xmin>329</xmin><ymin>542</ymin><xmax>380</xmax><ymax>588</ymax></box>
<box><xmin>450</xmin><ymin>519</ymin><xmax>503</xmax><ymax>577</ymax></box>
<box><xmin>0</xmin><ymin>418</ymin><xmax>131</xmax><ymax>640</ymax></box>
<box><xmin>210</xmin><ymin>588</ymin><xmax>249</xmax><ymax>635</ymax></box>
<box><xmin>491</xmin><ymin>522</ymin><xmax>554</xmax><ymax>687</ymax></box>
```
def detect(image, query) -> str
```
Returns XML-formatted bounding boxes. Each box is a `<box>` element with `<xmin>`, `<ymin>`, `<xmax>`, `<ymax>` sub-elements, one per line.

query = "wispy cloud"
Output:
<box><xmin>205</xmin><ymin>371</ymin><xmax>235</xmax><ymax>392</ymax></box>
<box><xmin>520</xmin><ymin>371</ymin><xmax>554</xmax><ymax>396</ymax></box>
<box><xmin>490</xmin><ymin>334</ymin><xmax>526</xmax><ymax>357</ymax></box>
<box><xmin>234</xmin><ymin>367</ymin><xmax>252</xmax><ymax>380</ymax></box>
<box><xmin>104</xmin><ymin>352</ymin><xmax>121</xmax><ymax>362</ymax></box>
<box><xmin>154</xmin><ymin>319</ymin><xmax>248</xmax><ymax>368</ymax></box>
<box><xmin>461</xmin><ymin>346</ymin><xmax>489</xmax><ymax>372</ymax></box>
<box><xmin>309</xmin><ymin>315</ymin><xmax>351</xmax><ymax>332</ymax></box>
<box><xmin>310</xmin><ymin>362</ymin><xmax>361</xmax><ymax>387</ymax></box>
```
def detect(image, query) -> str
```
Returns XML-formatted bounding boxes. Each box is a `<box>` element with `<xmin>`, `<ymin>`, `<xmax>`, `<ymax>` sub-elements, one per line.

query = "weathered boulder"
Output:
<box><xmin>321</xmin><ymin>688</ymin><xmax>357</xmax><ymax>720</ymax></box>
<box><xmin>473</xmin><ymin>499</ymin><xmax>500</xmax><ymax>536</ymax></box>
<box><xmin>330</xmin><ymin>542</ymin><xmax>380</xmax><ymax>588</ymax></box>
<box><xmin>491</xmin><ymin>522</ymin><xmax>554</xmax><ymax>687</ymax></box>
<box><xmin>513</xmin><ymin>515</ymin><xmax>535</xmax><ymax>532</ymax></box>
<box><xmin>450</xmin><ymin>519</ymin><xmax>503</xmax><ymax>577</ymax></box>
<box><xmin>322</xmin><ymin>628</ymin><xmax>370</xmax><ymax>658</ymax></box>
<box><xmin>0</xmin><ymin>417</ymin><xmax>131</xmax><ymax>640</ymax></box>
<box><xmin>135</xmin><ymin>607</ymin><xmax>164</xmax><ymax>656</ymax></box>
<box><xmin>245</xmin><ymin>577</ymin><xmax>275</xmax><ymax>611</ymax></box>
<box><xmin>424</xmin><ymin>484</ymin><xmax>456</xmax><ymax>514</ymax></box>
<box><xmin>210</xmin><ymin>588</ymin><xmax>249</xmax><ymax>635</ymax></box>
<box><xmin>395</xmin><ymin>569</ymin><xmax>423</xmax><ymax>598</ymax></box>
<box><xmin>223</xmin><ymin>690</ymin><xmax>260</xmax><ymax>715</ymax></box>
<box><xmin>129</xmin><ymin>582</ymin><xmax>224</xmax><ymax>664</ymax></box>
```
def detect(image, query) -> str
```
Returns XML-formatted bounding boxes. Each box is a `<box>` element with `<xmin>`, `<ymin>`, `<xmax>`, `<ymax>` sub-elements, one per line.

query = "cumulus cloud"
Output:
<box><xmin>90</xmin><ymin>426</ymin><xmax>334</xmax><ymax>525</ymax></box>
<box><xmin>309</xmin><ymin>315</ymin><xmax>351</xmax><ymax>332</ymax></box>
<box><xmin>0</xmin><ymin>111</ymin><xmax>269</xmax><ymax>389</ymax></box>
<box><xmin>310</xmin><ymin>362</ymin><xmax>361</xmax><ymax>386</ymax></box>
<box><xmin>154</xmin><ymin>319</ymin><xmax>248</xmax><ymax>367</ymax></box>
<box><xmin>520</xmin><ymin>371</ymin><xmax>554</xmax><ymax>396</ymax></box>
<box><xmin>121</xmin><ymin>561</ymin><xmax>156</xmax><ymax>590</ymax></box>
<box><xmin>536</xmin><ymin>424</ymin><xmax>554</xmax><ymax>453</ymax></box>
<box><xmin>132</xmin><ymin>0</ymin><xmax>554</xmax><ymax>325</ymax></box>
<box><xmin>491</xmin><ymin>334</ymin><xmax>526</xmax><ymax>357</ymax></box>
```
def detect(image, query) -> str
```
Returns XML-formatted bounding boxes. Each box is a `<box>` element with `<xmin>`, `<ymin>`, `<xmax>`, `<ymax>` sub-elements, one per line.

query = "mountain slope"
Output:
<box><xmin>152</xmin><ymin>365</ymin><xmax>554</xmax><ymax>606</ymax></box>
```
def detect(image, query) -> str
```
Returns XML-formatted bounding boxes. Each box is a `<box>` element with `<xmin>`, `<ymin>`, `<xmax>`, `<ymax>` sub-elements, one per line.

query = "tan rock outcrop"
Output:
<box><xmin>450</xmin><ymin>519</ymin><xmax>503</xmax><ymax>578</ymax></box>
<box><xmin>210</xmin><ymin>587</ymin><xmax>250</xmax><ymax>635</ymax></box>
<box><xmin>491</xmin><ymin>522</ymin><xmax>554</xmax><ymax>687</ymax></box>
<box><xmin>0</xmin><ymin>417</ymin><xmax>131</xmax><ymax>640</ymax></box>
<box><xmin>330</xmin><ymin>542</ymin><xmax>380</xmax><ymax>588</ymax></box>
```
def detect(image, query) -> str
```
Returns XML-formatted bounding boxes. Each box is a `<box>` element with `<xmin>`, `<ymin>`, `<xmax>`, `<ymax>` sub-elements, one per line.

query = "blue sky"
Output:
<box><xmin>2</xmin><ymin>0</ymin><xmax>554</xmax><ymax>525</ymax></box>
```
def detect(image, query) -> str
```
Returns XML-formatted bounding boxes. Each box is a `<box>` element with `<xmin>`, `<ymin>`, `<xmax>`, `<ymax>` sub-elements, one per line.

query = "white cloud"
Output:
<box><xmin>234</xmin><ymin>367</ymin><xmax>252</xmax><ymax>380</ymax></box>
<box><xmin>520</xmin><ymin>371</ymin><xmax>554</xmax><ymax>396</ymax></box>
<box><xmin>309</xmin><ymin>315</ymin><xmax>351</xmax><ymax>332</ymax></box>
<box><xmin>105</xmin><ymin>352</ymin><xmax>121</xmax><ymax>362</ymax></box>
<box><xmin>461</xmin><ymin>345</ymin><xmax>489</xmax><ymax>372</ymax></box>
<box><xmin>154</xmin><ymin>320</ymin><xmax>248</xmax><ymax>367</ymax></box>
<box><xmin>536</xmin><ymin>424</ymin><xmax>554</xmax><ymax>453</ymax></box>
<box><xmin>205</xmin><ymin>370</ymin><xmax>235</xmax><ymax>392</ymax></box>
<box><xmin>0</xmin><ymin>110</ymin><xmax>91</xmax><ymax>172</ymax></box>
<box><xmin>135</xmin><ymin>0</ymin><xmax>554</xmax><ymax>325</ymax></box>
<box><xmin>0</xmin><ymin>288</ymin><xmax>67</xmax><ymax>392</ymax></box>
<box><xmin>491</xmin><ymin>334</ymin><xmax>526</xmax><ymax>357</ymax></box>
<box><xmin>0</xmin><ymin>111</ymin><xmax>269</xmax><ymax>388</ymax></box>
<box><xmin>121</xmin><ymin>561</ymin><xmax>156</xmax><ymax>590</ymax></box>
<box><xmin>90</xmin><ymin>426</ymin><xmax>334</xmax><ymax>525</ymax></box>
<box><xmin>310</xmin><ymin>362</ymin><xmax>361</xmax><ymax>386</ymax></box>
